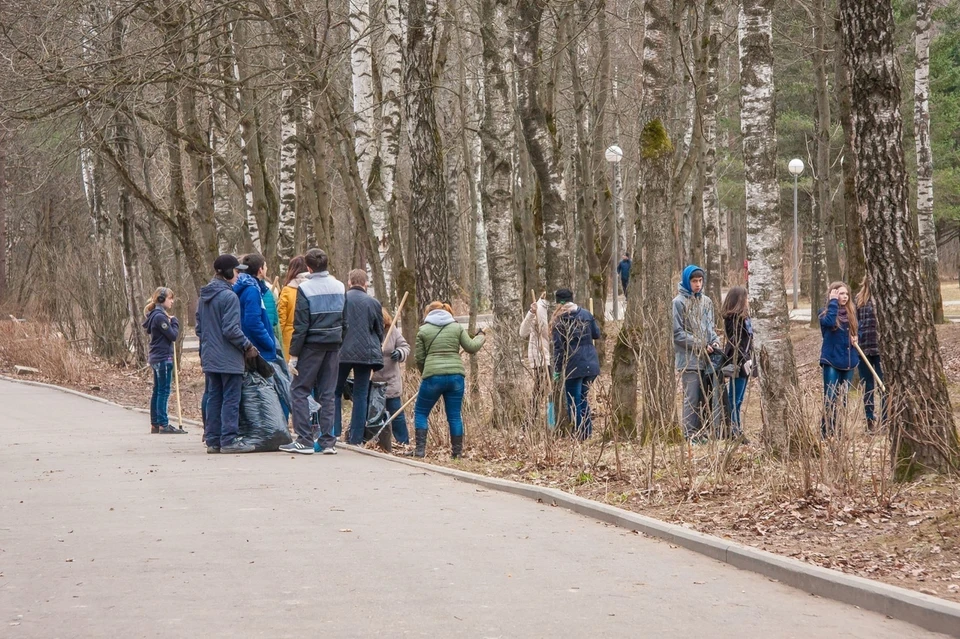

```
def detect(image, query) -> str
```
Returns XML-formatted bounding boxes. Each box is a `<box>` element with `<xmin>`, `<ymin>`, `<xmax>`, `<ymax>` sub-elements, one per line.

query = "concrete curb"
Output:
<box><xmin>341</xmin><ymin>443</ymin><xmax>960</xmax><ymax>638</ymax></box>
<box><xmin>4</xmin><ymin>374</ymin><xmax>959</xmax><ymax>635</ymax></box>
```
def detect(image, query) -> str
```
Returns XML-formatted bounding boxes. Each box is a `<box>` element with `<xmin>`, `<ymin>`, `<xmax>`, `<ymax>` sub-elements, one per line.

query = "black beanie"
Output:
<box><xmin>555</xmin><ymin>288</ymin><xmax>574</xmax><ymax>304</ymax></box>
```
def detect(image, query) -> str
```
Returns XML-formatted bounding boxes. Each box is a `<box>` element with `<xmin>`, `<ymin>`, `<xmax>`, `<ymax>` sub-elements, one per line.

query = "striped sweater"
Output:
<box><xmin>289</xmin><ymin>271</ymin><xmax>348</xmax><ymax>356</ymax></box>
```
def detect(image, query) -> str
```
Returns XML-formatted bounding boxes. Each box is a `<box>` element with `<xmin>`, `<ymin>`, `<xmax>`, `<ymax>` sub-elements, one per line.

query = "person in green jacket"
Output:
<box><xmin>413</xmin><ymin>301</ymin><xmax>485</xmax><ymax>458</ymax></box>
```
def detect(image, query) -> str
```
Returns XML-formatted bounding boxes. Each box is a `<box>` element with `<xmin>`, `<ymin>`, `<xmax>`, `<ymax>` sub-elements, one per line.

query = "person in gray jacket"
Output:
<box><xmin>673</xmin><ymin>264</ymin><xmax>721</xmax><ymax>441</ymax></box>
<box><xmin>285</xmin><ymin>248</ymin><xmax>347</xmax><ymax>455</ymax></box>
<box><xmin>335</xmin><ymin>269</ymin><xmax>384</xmax><ymax>445</ymax></box>
<box><xmin>196</xmin><ymin>254</ymin><xmax>259</xmax><ymax>454</ymax></box>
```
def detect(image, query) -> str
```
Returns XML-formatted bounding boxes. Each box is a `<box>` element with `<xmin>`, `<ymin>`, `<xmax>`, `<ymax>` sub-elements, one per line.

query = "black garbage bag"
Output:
<box><xmin>343</xmin><ymin>378</ymin><xmax>390</xmax><ymax>451</ymax></box>
<box><xmin>238</xmin><ymin>371</ymin><xmax>292</xmax><ymax>451</ymax></box>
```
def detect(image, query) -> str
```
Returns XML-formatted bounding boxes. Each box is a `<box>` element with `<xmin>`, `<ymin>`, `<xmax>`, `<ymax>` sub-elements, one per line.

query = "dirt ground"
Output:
<box><xmin>1</xmin><ymin>317</ymin><xmax>958</xmax><ymax>603</ymax></box>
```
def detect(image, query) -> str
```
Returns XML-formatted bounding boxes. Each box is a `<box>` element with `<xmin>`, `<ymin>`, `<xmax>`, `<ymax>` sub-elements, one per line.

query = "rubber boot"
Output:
<box><xmin>409</xmin><ymin>429</ymin><xmax>427</xmax><ymax>458</ymax></box>
<box><xmin>451</xmin><ymin>435</ymin><xmax>463</xmax><ymax>459</ymax></box>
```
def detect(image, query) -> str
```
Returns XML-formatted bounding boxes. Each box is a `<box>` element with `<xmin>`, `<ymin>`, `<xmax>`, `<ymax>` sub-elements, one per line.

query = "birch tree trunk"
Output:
<box><xmin>914</xmin><ymin>0</ymin><xmax>944</xmax><ymax>324</ymax></box>
<box><xmin>610</xmin><ymin>0</ymin><xmax>676</xmax><ymax>438</ymax></box>
<box><xmin>812</xmin><ymin>0</ymin><xmax>839</xmax><ymax>286</ymax></box>
<box><xmin>277</xmin><ymin>66</ymin><xmax>298</xmax><ymax>269</ymax></box>
<box><xmin>740</xmin><ymin>0</ymin><xmax>802</xmax><ymax>454</ymax></box>
<box><xmin>405</xmin><ymin>0</ymin><xmax>449</xmax><ymax>312</ymax></box>
<box><xmin>701</xmin><ymin>0</ymin><xmax>723</xmax><ymax>305</ymax></box>
<box><xmin>515</xmin><ymin>0</ymin><xmax>570</xmax><ymax>295</ymax></box>
<box><xmin>227</xmin><ymin>19</ymin><xmax>258</xmax><ymax>252</ymax></box>
<box><xmin>839</xmin><ymin>0</ymin><xmax>959</xmax><ymax>477</ymax></box>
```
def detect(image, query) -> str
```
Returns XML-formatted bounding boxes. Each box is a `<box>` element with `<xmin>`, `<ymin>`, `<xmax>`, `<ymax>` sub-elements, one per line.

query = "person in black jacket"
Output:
<box><xmin>855</xmin><ymin>279</ymin><xmax>884</xmax><ymax>432</ymax></box>
<box><xmin>720</xmin><ymin>286</ymin><xmax>752</xmax><ymax>442</ymax></box>
<box><xmin>196</xmin><ymin>255</ymin><xmax>259</xmax><ymax>453</ymax></box>
<box><xmin>143</xmin><ymin>287</ymin><xmax>184</xmax><ymax>434</ymax></box>
<box><xmin>285</xmin><ymin>248</ymin><xmax>347</xmax><ymax>455</ymax></box>
<box><xmin>335</xmin><ymin>269</ymin><xmax>384</xmax><ymax>445</ymax></box>
<box><xmin>551</xmin><ymin>288</ymin><xmax>601</xmax><ymax>439</ymax></box>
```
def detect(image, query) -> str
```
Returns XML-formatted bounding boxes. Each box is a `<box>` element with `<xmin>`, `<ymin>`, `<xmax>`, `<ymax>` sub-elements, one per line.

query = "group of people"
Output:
<box><xmin>143</xmin><ymin>254</ymin><xmax>883</xmax><ymax>455</ymax></box>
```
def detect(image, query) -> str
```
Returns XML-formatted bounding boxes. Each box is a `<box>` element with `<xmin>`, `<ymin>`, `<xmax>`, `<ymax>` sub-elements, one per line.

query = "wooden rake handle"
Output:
<box><xmin>853</xmin><ymin>342</ymin><xmax>886</xmax><ymax>393</ymax></box>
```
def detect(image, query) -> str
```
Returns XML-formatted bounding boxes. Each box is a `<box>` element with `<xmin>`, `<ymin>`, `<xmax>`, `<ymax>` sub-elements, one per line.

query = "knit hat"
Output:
<box><xmin>555</xmin><ymin>288</ymin><xmax>574</xmax><ymax>304</ymax></box>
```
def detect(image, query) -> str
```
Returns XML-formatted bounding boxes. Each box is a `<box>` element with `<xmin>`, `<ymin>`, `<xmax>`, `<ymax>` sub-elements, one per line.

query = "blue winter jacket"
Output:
<box><xmin>617</xmin><ymin>258</ymin><xmax>631</xmax><ymax>285</ymax></box>
<box><xmin>196</xmin><ymin>277</ymin><xmax>252</xmax><ymax>375</ymax></box>
<box><xmin>142</xmin><ymin>307</ymin><xmax>179</xmax><ymax>365</ymax></box>
<box><xmin>819</xmin><ymin>299</ymin><xmax>859</xmax><ymax>371</ymax></box>
<box><xmin>233</xmin><ymin>273</ymin><xmax>277</xmax><ymax>362</ymax></box>
<box><xmin>552</xmin><ymin>305</ymin><xmax>601</xmax><ymax>379</ymax></box>
<box><xmin>672</xmin><ymin>264</ymin><xmax>719</xmax><ymax>371</ymax></box>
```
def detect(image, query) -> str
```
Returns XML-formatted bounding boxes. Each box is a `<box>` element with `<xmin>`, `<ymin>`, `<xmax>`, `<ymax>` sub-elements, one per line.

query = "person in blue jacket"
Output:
<box><xmin>551</xmin><ymin>288</ymin><xmax>601</xmax><ymax>439</ymax></box>
<box><xmin>617</xmin><ymin>253</ymin><xmax>631</xmax><ymax>299</ymax></box>
<box><xmin>234</xmin><ymin>256</ymin><xmax>278</xmax><ymax>363</ymax></box>
<box><xmin>819</xmin><ymin>281</ymin><xmax>859</xmax><ymax>438</ymax></box>
<box><xmin>143</xmin><ymin>286</ymin><xmax>184</xmax><ymax>434</ymax></box>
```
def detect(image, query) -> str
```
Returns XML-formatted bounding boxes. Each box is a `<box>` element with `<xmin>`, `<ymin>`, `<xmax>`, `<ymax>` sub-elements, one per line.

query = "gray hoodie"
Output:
<box><xmin>672</xmin><ymin>284</ymin><xmax>719</xmax><ymax>371</ymax></box>
<box><xmin>195</xmin><ymin>277</ymin><xmax>252</xmax><ymax>375</ymax></box>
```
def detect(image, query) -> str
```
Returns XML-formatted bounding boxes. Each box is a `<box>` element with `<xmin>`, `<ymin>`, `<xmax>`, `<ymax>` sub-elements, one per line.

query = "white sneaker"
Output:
<box><xmin>279</xmin><ymin>441</ymin><xmax>314</xmax><ymax>455</ymax></box>
<box><xmin>320</xmin><ymin>446</ymin><xmax>338</xmax><ymax>455</ymax></box>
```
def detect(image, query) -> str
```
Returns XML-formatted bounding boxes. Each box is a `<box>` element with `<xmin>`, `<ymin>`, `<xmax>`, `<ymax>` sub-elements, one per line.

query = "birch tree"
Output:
<box><xmin>915</xmin><ymin>0</ymin><xmax>944</xmax><ymax>324</ymax></box>
<box><xmin>839</xmin><ymin>0</ymin><xmax>959</xmax><ymax>477</ymax></box>
<box><xmin>740</xmin><ymin>0</ymin><xmax>802</xmax><ymax>454</ymax></box>
<box><xmin>406</xmin><ymin>0</ymin><xmax>449</xmax><ymax>311</ymax></box>
<box><xmin>515</xmin><ymin>0</ymin><xmax>571</xmax><ymax>295</ymax></box>
<box><xmin>701</xmin><ymin>0</ymin><xmax>723</xmax><ymax>305</ymax></box>
<box><xmin>611</xmin><ymin>0</ymin><xmax>676</xmax><ymax>437</ymax></box>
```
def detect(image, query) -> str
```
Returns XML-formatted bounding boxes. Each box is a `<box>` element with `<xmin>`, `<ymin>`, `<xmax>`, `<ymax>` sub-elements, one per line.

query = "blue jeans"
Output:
<box><xmin>415</xmin><ymin>374</ymin><xmax>465</xmax><ymax>437</ymax></box>
<box><xmin>822</xmin><ymin>365</ymin><xmax>855</xmax><ymax>438</ymax></box>
<box><xmin>726</xmin><ymin>377</ymin><xmax>747</xmax><ymax>436</ymax></box>
<box><xmin>857</xmin><ymin>354</ymin><xmax>885</xmax><ymax>426</ymax></box>
<box><xmin>564</xmin><ymin>375</ymin><xmax>596</xmax><ymax>440</ymax></box>
<box><xmin>204</xmin><ymin>372</ymin><xmax>242</xmax><ymax>447</ymax></box>
<box><xmin>386</xmin><ymin>396</ymin><xmax>409</xmax><ymax>444</ymax></box>
<box><xmin>150</xmin><ymin>361</ymin><xmax>173</xmax><ymax>426</ymax></box>
<box><xmin>335</xmin><ymin>364</ymin><xmax>374</xmax><ymax>445</ymax></box>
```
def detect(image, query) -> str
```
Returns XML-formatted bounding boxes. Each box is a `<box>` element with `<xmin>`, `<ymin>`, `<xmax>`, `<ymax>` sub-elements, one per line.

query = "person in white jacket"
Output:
<box><xmin>519</xmin><ymin>297</ymin><xmax>551</xmax><ymax>419</ymax></box>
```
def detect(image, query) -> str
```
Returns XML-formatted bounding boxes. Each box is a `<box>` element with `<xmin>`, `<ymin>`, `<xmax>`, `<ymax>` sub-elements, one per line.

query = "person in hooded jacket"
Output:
<box><xmin>551</xmin><ymin>288</ymin><xmax>601</xmax><ymax>439</ymax></box>
<box><xmin>143</xmin><ymin>286</ymin><xmax>184</xmax><ymax>434</ymax></box>
<box><xmin>617</xmin><ymin>254</ymin><xmax>632</xmax><ymax>299</ymax></box>
<box><xmin>233</xmin><ymin>254</ymin><xmax>278</xmax><ymax>363</ymax></box>
<box><xmin>519</xmin><ymin>296</ymin><xmax>551</xmax><ymax>422</ymax></box>
<box><xmin>242</xmin><ymin>253</ymin><xmax>282</xmax><ymax>358</ymax></box>
<box><xmin>372</xmin><ymin>308</ymin><xmax>411</xmax><ymax>445</ymax></box>
<box><xmin>196</xmin><ymin>254</ymin><xmax>259</xmax><ymax>454</ymax></box>
<box><xmin>673</xmin><ymin>264</ymin><xmax>721</xmax><ymax>441</ymax></box>
<box><xmin>335</xmin><ymin>269</ymin><xmax>384</xmax><ymax>445</ymax></box>
<box><xmin>413</xmin><ymin>301</ymin><xmax>485</xmax><ymax>458</ymax></box>
<box><xmin>819</xmin><ymin>281</ymin><xmax>859</xmax><ymax>438</ymax></box>
<box><xmin>277</xmin><ymin>255</ymin><xmax>308</xmax><ymax>362</ymax></box>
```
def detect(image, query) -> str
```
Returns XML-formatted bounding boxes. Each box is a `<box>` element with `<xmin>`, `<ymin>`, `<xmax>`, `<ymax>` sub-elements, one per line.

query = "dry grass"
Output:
<box><xmin>0</xmin><ymin>319</ymin><xmax>88</xmax><ymax>384</ymax></box>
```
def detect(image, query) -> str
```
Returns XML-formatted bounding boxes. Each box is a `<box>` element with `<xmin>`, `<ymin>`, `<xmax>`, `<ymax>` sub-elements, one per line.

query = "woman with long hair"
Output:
<box><xmin>277</xmin><ymin>255</ymin><xmax>309</xmax><ymax>362</ymax></box>
<box><xmin>372</xmin><ymin>308</ymin><xmax>412</xmax><ymax>445</ymax></box>
<box><xmin>720</xmin><ymin>285</ymin><xmax>752</xmax><ymax>442</ymax></box>
<box><xmin>855</xmin><ymin>279</ymin><xmax>884</xmax><ymax>431</ymax></box>
<box><xmin>143</xmin><ymin>287</ymin><xmax>184</xmax><ymax>434</ymax></box>
<box><xmin>819</xmin><ymin>281</ymin><xmax>859</xmax><ymax>438</ymax></box>
<box><xmin>413</xmin><ymin>301</ymin><xmax>485</xmax><ymax>458</ymax></box>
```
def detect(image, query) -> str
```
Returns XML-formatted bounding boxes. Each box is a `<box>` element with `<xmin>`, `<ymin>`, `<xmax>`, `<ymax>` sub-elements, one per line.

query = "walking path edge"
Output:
<box><xmin>3</xmin><ymin>373</ymin><xmax>959</xmax><ymax>636</ymax></box>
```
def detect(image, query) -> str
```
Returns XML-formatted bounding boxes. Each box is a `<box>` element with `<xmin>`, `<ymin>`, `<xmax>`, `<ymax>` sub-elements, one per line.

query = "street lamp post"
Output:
<box><xmin>605</xmin><ymin>145</ymin><xmax>623</xmax><ymax>321</ymax></box>
<box><xmin>788</xmin><ymin>158</ymin><xmax>805</xmax><ymax>310</ymax></box>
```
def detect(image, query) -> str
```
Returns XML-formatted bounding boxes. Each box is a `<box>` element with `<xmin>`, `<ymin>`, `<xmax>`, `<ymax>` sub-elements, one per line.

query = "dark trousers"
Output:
<box><xmin>857</xmin><ymin>354</ymin><xmax>885</xmax><ymax>427</ymax></box>
<box><xmin>335</xmin><ymin>364</ymin><xmax>375</xmax><ymax>445</ymax></box>
<box><xmin>291</xmin><ymin>347</ymin><xmax>339</xmax><ymax>449</ymax></box>
<box><xmin>204</xmin><ymin>372</ymin><xmax>242</xmax><ymax>447</ymax></box>
<box><xmin>386</xmin><ymin>396</ymin><xmax>409</xmax><ymax>444</ymax></box>
<box><xmin>564</xmin><ymin>375</ymin><xmax>596</xmax><ymax>439</ymax></box>
<box><xmin>150</xmin><ymin>361</ymin><xmax>173</xmax><ymax>426</ymax></box>
<box><xmin>822</xmin><ymin>365</ymin><xmax>855</xmax><ymax>438</ymax></box>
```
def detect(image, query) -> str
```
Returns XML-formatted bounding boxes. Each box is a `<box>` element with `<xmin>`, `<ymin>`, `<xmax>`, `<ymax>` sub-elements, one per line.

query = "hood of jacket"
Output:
<box><xmin>679</xmin><ymin>264</ymin><xmax>704</xmax><ymax>297</ymax></box>
<box><xmin>232</xmin><ymin>272</ymin><xmax>260</xmax><ymax>297</ymax></box>
<box><xmin>425</xmin><ymin>309</ymin><xmax>456</xmax><ymax>326</ymax></box>
<box><xmin>142</xmin><ymin>306</ymin><xmax>167</xmax><ymax>332</ymax></box>
<box><xmin>285</xmin><ymin>272</ymin><xmax>310</xmax><ymax>289</ymax></box>
<box><xmin>200</xmin><ymin>277</ymin><xmax>233</xmax><ymax>303</ymax></box>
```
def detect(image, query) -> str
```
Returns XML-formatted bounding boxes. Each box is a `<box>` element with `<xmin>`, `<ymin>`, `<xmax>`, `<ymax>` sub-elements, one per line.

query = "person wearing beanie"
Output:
<box><xmin>196</xmin><ymin>254</ymin><xmax>259</xmax><ymax>453</ymax></box>
<box><xmin>551</xmin><ymin>289</ymin><xmax>601</xmax><ymax>439</ymax></box>
<box><xmin>673</xmin><ymin>264</ymin><xmax>721</xmax><ymax>442</ymax></box>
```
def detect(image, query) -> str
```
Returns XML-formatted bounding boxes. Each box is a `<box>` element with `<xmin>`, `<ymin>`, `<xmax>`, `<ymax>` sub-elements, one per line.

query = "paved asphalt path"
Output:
<box><xmin>0</xmin><ymin>380</ymin><xmax>947</xmax><ymax>638</ymax></box>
